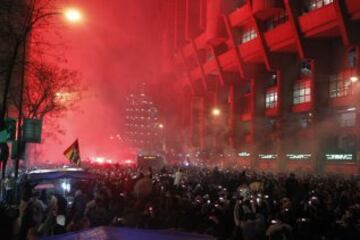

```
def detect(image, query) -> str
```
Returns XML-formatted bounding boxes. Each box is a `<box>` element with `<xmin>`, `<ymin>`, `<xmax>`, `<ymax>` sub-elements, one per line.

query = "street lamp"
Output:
<box><xmin>64</xmin><ymin>8</ymin><xmax>83</xmax><ymax>23</ymax></box>
<box><xmin>350</xmin><ymin>76</ymin><xmax>359</xmax><ymax>83</ymax></box>
<box><xmin>212</xmin><ymin>108</ymin><xmax>221</xmax><ymax>117</ymax></box>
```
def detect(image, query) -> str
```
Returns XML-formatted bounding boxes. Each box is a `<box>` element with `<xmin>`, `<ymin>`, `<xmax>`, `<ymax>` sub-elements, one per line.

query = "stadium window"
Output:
<box><xmin>304</xmin><ymin>0</ymin><xmax>334</xmax><ymax>12</ymax></box>
<box><xmin>293</xmin><ymin>81</ymin><xmax>311</xmax><ymax>104</ymax></box>
<box><xmin>339</xmin><ymin>111</ymin><xmax>356</xmax><ymax>128</ymax></box>
<box><xmin>241</xmin><ymin>28</ymin><xmax>257</xmax><ymax>44</ymax></box>
<box><xmin>329</xmin><ymin>70</ymin><xmax>356</xmax><ymax>98</ymax></box>
<box><xmin>265</xmin><ymin>88</ymin><xmax>278</xmax><ymax>109</ymax></box>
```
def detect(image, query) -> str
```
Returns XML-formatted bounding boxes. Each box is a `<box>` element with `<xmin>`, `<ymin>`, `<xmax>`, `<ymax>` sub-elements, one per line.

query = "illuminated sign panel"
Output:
<box><xmin>325</xmin><ymin>154</ymin><xmax>353</xmax><ymax>161</ymax></box>
<box><xmin>286</xmin><ymin>154</ymin><xmax>311</xmax><ymax>160</ymax></box>
<box><xmin>258</xmin><ymin>154</ymin><xmax>277</xmax><ymax>159</ymax></box>
<box><xmin>238</xmin><ymin>152</ymin><xmax>251</xmax><ymax>157</ymax></box>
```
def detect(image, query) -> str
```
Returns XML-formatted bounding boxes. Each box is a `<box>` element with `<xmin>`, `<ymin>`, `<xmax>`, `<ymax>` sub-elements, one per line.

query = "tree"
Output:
<box><xmin>11</xmin><ymin>61</ymin><xmax>83</xmax><ymax>120</ymax></box>
<box><xmin>0</xmin><ymin>0</ymin><xmax>61</xmax><ymax>116</ymax></box>
<box><xmin>0</xmin><ymin>0</ymin><xmax>81</xmax><ymax>177</ymax></box>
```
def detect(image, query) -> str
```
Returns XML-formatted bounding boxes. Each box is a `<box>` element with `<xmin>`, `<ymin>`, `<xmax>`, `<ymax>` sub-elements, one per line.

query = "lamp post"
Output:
<box><xmin>211</xmin><ymin>107</ymin><xmax>222</xmax><ymax>156</ymax></box>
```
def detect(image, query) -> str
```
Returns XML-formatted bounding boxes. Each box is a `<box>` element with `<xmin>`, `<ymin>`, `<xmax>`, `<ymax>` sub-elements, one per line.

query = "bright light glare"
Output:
<box><xmin>95</xmin><ymin>157</ymin><xmax>105</xmax><ymax>164</ymax></box>
<box><xmin>124</xmin><ymin>159</ymin><xmax>133</xmax><ymax>164</ymax></box>
<box><xmin>350</xmin><ymin>76</ymin><xmax>358</xmax><ymax>83</ymax></box>
<box><xmin>158</xmin><ymin>123</ymin><xmax>164</xmax><ymax>129</ymax></box>
<box><xmin>61</xmin><ymin>182</ymin><xmax>71</xmax><ymax>192</ymax></box>
<box><xmin>55</xmin><ymin>92</ymin><xmax>72</xmax><ymax>103</ymax></box>
<box><xmin>212</xmin><ymin>108</ymin><xmax>221</xmax><ymax>116</ymax></box>
<box><xmin>64</xmin><ymin>8</ymin><xmax>83</xmax><ymax>23</ymax></box>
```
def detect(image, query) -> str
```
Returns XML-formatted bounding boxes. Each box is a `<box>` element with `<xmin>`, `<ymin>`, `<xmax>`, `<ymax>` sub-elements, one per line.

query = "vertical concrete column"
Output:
<box><xmin>309</xmin><ymin>41</ymin><xmax>334</xmax><ymax>173</ymax></box>
<box><xmin>250</xmin><ymin>78</ymin><xmax>258</xmax><ymax>169</ymax></box>
<box><xmin>275</xmin><ymin>71</ymin><xmax>287</xmax><ymax>172</ymax></box>
<box><xmin>228</xmin><ymin>84</ymin><xmax>235</xmax><ymax>148</ymax></box>
<box><xmin>232</xmin><ymin>82</ymin><xmax>243</xmax><ymax>150</ymax></box>
<box><xmin>191</xmin><ymin>96</ymin><xmax>205</xmax><ymax>149</ymax></box>
<box><xmin>251</xmin><ymin>72</ymin><xmax>266</xmax><ymax>169</ymax></box>
<box><xmin>309</xmin><ymin>59</ymin><xmax>320</xmax><ymax>173</ymax></box>
<box><xmin>182</xmin><ymin>87</ymin><xmax>193</xmax><ymax>148</ymax></box>
<box><xmin>276</xmin><ymin>55</ymin><xmax>298</xmax><ymax>172</ymax></box>
<box><xmin>199</xmin><ymin>97</ymin><xmax>205</xmax><ymax>150</ymax></box>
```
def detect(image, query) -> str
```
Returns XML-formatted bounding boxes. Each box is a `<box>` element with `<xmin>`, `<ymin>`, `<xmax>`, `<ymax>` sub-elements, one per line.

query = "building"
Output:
<box><xmin>123</xmin><ymin>82</ymin><xmax>163</xmax><ymax>152</ymax></box>
<box><xmin>159</xmin><ymin>0</ymin><xmax>360</xmax><ymax>173</ymax></box>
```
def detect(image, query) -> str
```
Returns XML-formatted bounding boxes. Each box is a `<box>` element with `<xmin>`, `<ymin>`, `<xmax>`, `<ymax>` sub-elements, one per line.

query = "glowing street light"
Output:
<box><xmin>64</xmin><ymin>8</ymin><xmax>83</xmax><ymax>23</ymax></box>
<box><xmin>158</xmin><ymin>123</ymin><xmax>164</xmax><ymax>129</ymax></box>
<box><xmin>350</xmin><ymin>76</ymin><xmax>358</xmax><ymax>83</ymax></box>
<box><xmin>212</xmin><ymin>108</ymin><xmax>221</xmax><ymax>117</ymax></box>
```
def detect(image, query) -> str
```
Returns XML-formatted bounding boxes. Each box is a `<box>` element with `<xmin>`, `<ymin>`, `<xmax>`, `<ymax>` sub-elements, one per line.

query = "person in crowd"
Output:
<box><xmin>173</xmin><ymin>168</ymin><xmax>183</xmax><ymax>187</ymax></box>
<box><xmin>84</xmin><ymin>188</ymin><xmax>110</xmax><ymax>227</ymax></box>
<box><xmin>71</xmin><ymin>189</ymin><xmax>87</xmax><ymax>219</ymax></box>
<box><xmin>1</xmin><ymin>163</ymin><xmax>360</xmax><ymax>239</ymax></box>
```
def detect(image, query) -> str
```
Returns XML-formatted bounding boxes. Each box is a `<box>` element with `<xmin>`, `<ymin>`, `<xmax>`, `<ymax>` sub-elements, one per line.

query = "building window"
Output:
<box><xmin>329</xmin><ymin>70</ymin><xmax>357</xmax><ymax>98</ymax></box>
<box><xmin>304</xmin><ymin>0</ymin><xmax>334</xmax><ymax>13</ymax></box>
<box><xmin>299</xmin><ymin>59</ymin><xmax>312</xmax><ymax>79</ymax></box>
<box><xmin>338</xmin><ymin>135</ymin><xmax>357</xmax><ymax>153</ymax></box>
<box><xmin>266</xmin><ymin>11</ymin><xmax>289</xmax><ymax>31</ymax></box>
<box><xmin>293</xmin><ymin>81</ymin><xmax>311</xmax><ymax>104</ymax></box>
<box><xmin>241</xmin><ymin>28</ymin><xmax>257</xmax><ymax>44</ymax></box>
<box><xmin>339</xmin><ymin>110</ymin><xmax>356</xmax><ymax>127</ymax></box>
<box><xmin>265</xmin><ymin>88</ymin><xmax>278</xmax><ymax>109</ymax></box>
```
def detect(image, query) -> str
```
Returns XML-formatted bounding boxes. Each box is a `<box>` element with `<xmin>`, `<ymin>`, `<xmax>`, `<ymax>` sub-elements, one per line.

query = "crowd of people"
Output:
<box><xmin>0</xmin><ymin>163</ymin><xmax>360</xmax><ymax>240</ymax></box>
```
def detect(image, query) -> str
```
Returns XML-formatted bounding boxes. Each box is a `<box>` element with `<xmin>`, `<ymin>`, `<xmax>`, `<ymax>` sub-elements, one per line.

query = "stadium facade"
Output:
<box><xmin>159</xmin><ymin>0</ymin><xmax>360</xmax><ymax>174</ymax></box>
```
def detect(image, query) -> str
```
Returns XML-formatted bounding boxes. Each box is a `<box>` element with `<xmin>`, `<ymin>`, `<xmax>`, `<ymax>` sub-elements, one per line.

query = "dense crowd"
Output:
<box><xmin>1</xmin><ymin>164</ymin><xmax>360</xmax><ymax>240</ymax></box>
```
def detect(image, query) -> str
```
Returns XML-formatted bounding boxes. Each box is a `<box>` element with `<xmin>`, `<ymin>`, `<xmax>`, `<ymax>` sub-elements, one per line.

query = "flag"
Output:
<box><xmin>64</xmin><ymin>139</ymin><xmax>81</xmax><ymax>166</ymax></box>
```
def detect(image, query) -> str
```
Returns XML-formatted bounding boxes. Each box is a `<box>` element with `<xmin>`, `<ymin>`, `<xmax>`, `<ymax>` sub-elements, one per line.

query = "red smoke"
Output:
<box><xmin>31</xmin><ymin>0</ymin><xmax>162</xmax><ymax>165</ymax></box>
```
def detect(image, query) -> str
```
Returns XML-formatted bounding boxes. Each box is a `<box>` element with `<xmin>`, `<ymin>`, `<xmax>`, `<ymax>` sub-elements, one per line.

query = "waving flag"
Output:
<box><xmin>64</xmin><ymin>139</ymin><xmax>81</xmax><ymax>166</ymax></box>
